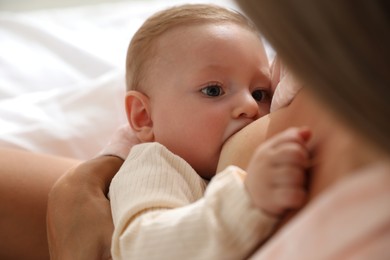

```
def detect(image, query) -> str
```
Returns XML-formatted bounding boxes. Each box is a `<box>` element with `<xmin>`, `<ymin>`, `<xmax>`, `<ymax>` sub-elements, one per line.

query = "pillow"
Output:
<box><xmin>0</xmin><ymin>70</ymin><xmax>127</xmax><ymax>159</ymax></box>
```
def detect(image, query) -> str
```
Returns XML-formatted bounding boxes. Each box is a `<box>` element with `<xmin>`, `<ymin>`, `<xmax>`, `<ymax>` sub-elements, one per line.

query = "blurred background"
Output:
<box><xmin>1</xmin><ymin>0</ymin><xmax>137</xmax><ymax>11</ymax></box>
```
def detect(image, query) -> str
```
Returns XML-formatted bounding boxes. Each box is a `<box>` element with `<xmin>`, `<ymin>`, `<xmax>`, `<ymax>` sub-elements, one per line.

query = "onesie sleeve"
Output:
<box><xmin>109</xmin><ymin>143</ymin><xmax>277</xmax><ymax>260</ymax></box>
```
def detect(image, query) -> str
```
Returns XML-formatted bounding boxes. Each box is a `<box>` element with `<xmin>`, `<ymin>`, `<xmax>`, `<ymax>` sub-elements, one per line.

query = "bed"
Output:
<box><xmin>1</xmin><ymin>0</ymin><xmax>274</xmax><ymax>160</ymax></box>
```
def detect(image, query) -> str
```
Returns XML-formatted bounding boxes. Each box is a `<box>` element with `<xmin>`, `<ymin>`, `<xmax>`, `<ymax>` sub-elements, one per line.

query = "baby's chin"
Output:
<box><xmin>194</xmin><ymin>160</ymin><xmax>219</xmax><ymax>181</ymax></box>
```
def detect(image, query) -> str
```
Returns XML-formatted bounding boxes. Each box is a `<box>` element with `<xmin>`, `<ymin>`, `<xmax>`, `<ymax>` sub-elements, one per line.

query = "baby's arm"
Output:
<box><xmin>109</xmin><ymin>129</ymin><xmax>310</xmax><ymax>259</ymax></box>
<box><xmin>245</xmin><ymin>127</ymin><xmax>311</xmax><ymax>217</ymax></box>
<box><xmin>110</xmin><ymin>143</ymin><xmax>278</xmax><ymax>260</ymax></box>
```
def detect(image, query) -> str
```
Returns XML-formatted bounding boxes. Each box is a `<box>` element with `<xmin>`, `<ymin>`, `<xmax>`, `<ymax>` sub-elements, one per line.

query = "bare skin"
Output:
<box><xmin>218</xmin><ymin>88</ymin><xmax>384</xmax><ymax>218</ymax></box>
<box><xmin>0</xmin><ymin>148</ymin><xmax>79</xmax><ymax>260</ymax></box>
<box><xmin>0</xmin><ymin>148</ymin><xmax>125</xmax><ymax>260</ymax></box>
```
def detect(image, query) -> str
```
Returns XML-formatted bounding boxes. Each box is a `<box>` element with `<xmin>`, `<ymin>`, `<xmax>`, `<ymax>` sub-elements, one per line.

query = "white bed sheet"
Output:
<box><xmin>0</xmin><ymin>0</ymin><xmax>272</xmax><ymax>160</ymax></box>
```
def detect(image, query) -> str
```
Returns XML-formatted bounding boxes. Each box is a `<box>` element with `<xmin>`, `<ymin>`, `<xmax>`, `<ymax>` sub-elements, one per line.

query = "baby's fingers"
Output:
<box><xmin>273</xmin><ymin>142</ymin><xmax>311</xmax><ymax>168</ymax></box>
<box><xmin>271</xmin><ymin>166</ymin><xmax>307</xmax><ymax>187</ymax></box>
<box><xmin>268</xmin><ymin>127</ymin><xmax>311</xmax><ymax>147</ymax></box>
<box><xmin>267</xmin><ymin>186</ymin><xmax>307</xmax><ymax>216</ymax></box>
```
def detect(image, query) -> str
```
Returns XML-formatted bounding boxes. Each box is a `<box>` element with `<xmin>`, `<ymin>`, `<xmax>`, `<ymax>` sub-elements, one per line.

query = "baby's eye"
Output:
<box><xmin>252</xmin><ymin>89</ymin><xmax>269</xmax><ymax>102</ymax></box>
<box><xmin>201</xmin><ymin>85</ymin><xmax>225</xmax><ymax>97</ymax></box>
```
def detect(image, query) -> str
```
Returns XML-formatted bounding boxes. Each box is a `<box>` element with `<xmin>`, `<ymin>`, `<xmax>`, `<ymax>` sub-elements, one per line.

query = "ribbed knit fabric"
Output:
<box><xmin>109</xmin><ymin>142</ymin><xmax>277</xmax><ymax>260</ymax></box>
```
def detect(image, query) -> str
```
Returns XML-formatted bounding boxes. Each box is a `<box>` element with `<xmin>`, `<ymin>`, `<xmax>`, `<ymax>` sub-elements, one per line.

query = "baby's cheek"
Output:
<box><xmin>195</xmin><ymin>147</ymin><xmax>220</xmax><ymax>180</ymax></box>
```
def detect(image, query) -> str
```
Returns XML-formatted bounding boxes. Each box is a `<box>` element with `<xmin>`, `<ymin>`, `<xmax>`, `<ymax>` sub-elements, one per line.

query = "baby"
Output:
<box><xmin>109</xmin><ymin>4</ymin><xmax>310</xmax><ymax>259</ymax></box>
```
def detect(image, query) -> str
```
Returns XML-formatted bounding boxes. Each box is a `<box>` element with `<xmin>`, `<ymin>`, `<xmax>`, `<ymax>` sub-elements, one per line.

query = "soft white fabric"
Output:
<box><xmin>110</xmin><ymin>142</ymin><xmax>277</xmax><ymax>260</ymax></box>
<box><xmin>0</xmin><ymin>0</ymin><xmax>256</xmax><ymax>159</ymax></box>
<box><xmin>0</xmin><ymin>70</ymin><xmax>127</xmax><ymax>159</ymax></box>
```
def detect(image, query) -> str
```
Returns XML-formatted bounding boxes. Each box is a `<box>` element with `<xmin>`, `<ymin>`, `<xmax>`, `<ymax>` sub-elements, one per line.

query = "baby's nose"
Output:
<box><xmin>232</xmin><ymin>93</ymin><xmax>260</xmax><ymax>119</ymax></box>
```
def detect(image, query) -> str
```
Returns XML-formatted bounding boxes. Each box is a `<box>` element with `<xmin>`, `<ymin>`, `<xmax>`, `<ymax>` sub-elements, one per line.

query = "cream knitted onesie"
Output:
<box><xmin>110</xmin><ymin>142</ymin><xmax>277</xmax><ymax>260</ymax></box>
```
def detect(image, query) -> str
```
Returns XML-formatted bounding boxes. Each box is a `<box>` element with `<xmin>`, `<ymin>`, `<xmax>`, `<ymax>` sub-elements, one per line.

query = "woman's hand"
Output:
<box><xmin>46</xmin><ymin>156</ymin><xmax>123</xmax><ymax>260</ymax></box>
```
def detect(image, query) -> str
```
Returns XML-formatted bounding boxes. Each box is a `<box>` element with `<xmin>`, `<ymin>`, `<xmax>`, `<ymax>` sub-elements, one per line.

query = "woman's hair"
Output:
<box><xmin>125</xmin><ymin>3</ymin><xmax>258</xmax><ymax>92</ymax></box>
<box><xmin>236</xmin><ymin>0</ymin><xmax>390</xmax><ymax>154</ymax></box>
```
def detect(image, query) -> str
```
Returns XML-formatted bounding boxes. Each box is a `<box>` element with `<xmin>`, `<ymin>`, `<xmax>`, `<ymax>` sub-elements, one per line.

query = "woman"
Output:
<box><xmin>1</xmin><ymin>0</ymin><xmax>389</xmax><ymax>259</ymax></box>
<box><xmin>232</xmin><ymin>0</ymin><xmax>390</xmax><ymax>258</ymax></box>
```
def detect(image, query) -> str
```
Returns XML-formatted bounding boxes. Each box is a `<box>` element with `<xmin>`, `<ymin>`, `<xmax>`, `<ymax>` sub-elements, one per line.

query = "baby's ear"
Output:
<box><xmin>125</xmin><ymin>91</ymin><xmax>154</xmax><ymax>142</ymax></box>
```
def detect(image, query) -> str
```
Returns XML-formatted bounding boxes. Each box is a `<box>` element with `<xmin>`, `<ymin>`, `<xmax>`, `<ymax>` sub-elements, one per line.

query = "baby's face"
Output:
<box><xmin>144</xmin><ymin>23</ymin><xmax>271</xmax><ymax>179</ymax></box>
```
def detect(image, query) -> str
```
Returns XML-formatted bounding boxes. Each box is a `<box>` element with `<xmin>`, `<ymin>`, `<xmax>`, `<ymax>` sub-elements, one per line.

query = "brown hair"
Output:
<box><xmin>236</xmin><ymin>0</ymin><xmax>390</xmax><ymax>154</ymax></box>
<box><xmin>125</xmin><ymin>3</ymin><xmax>258</xmax><ymax>92</ymax></box>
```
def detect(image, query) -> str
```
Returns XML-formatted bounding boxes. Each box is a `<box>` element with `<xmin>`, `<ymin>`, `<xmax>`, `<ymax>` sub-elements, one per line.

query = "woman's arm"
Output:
<box><xmin>0</xmin><ymin>148</ymin><xmax>79</xmax><ymax>260</ymax></box>
<box><xmin>0</xmin><ymin>148</ymin><xmax>122</xmax><ymax>260</ymax></box>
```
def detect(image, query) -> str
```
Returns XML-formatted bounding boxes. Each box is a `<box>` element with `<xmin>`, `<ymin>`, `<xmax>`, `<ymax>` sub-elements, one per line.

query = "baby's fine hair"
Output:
<box><xmin>125</xmin><ymin>3</ymin><xmax>259</xmax><ymax>91</ymax></box>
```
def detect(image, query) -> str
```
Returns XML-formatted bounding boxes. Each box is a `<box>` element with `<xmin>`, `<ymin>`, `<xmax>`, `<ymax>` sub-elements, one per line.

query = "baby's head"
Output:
<box><xmin>126</xmin><ymin>4</ymin><xmax>259</xmax><ymax>92</ymax></box>
<box><xmin>125</xmin><ymin>4</ymin><xmax>271</xmax><ymax>179</ymax></box>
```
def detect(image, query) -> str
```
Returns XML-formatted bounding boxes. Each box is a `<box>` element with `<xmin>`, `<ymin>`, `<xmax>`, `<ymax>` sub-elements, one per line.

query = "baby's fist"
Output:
<box><xmin>245</xmin><ymin>127</ymin><xmax>311</xmax><ymax>217</ymax></box>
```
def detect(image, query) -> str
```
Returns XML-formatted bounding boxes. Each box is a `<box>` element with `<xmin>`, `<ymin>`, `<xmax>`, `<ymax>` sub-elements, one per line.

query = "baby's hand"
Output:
<box><xmin>244</xmin><ymin>127</ymin><xmax>311</xmax><ymax>217</ymax></box>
